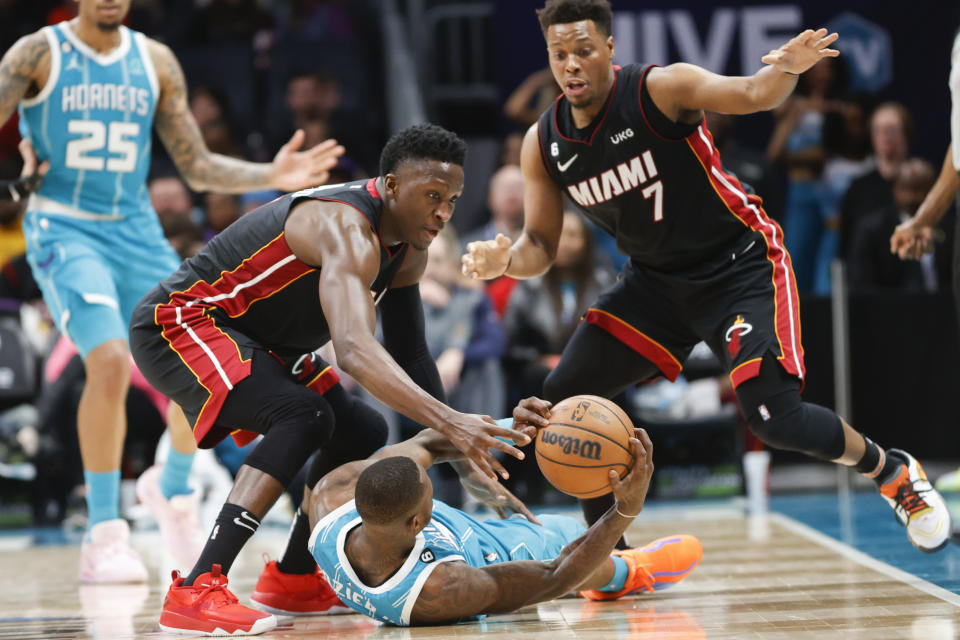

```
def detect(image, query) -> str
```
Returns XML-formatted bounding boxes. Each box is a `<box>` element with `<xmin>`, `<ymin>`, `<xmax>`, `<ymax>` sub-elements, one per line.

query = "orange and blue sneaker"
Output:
<box><xmin>159</xmin><ymin>564</ymin><xmax>276</xmax><ymax>636</ymax></box>
<box><xmin>250</xmin><ymin>559</ymin><xmax>351</xmax><ymax>616</ymax></box>
<box><xmin>880</xmin><ymin>449</ymin><xmax>951</xmax><ymax>553</ymax></box>
<box><xmin>580</xmin><ymin>534</ymin><xmax>702</xmax><ymax>601</ymax></box>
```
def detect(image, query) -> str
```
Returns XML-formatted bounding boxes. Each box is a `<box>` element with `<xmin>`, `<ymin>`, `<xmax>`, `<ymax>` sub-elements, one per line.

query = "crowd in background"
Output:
<box><xmin>0</xmin><ymin>0</ymin><xmax>955</xmax><ymax>521</ymax></box>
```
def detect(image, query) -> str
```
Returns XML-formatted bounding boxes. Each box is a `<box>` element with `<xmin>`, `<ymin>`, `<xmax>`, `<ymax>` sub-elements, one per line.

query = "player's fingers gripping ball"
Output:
<box><xmin>535</xmin><ymin>395</ymin><xmax>636</xmax><ymax>498</ymax></box>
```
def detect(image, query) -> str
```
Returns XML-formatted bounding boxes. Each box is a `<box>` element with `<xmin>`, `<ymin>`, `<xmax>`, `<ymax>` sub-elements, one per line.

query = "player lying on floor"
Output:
<box><xmin>302</xmin><ymin>397</ymin><xmax>702</xmax><ymax>626</ymax></box>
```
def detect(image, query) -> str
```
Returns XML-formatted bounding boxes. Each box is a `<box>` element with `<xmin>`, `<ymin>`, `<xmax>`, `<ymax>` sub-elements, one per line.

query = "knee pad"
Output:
<box><xmin>739</xmin><ymin>387</ymin><xmax>845</xmax><ymax>461</ymax></box>
<box><xmin>321</xmin><ymin>385</ymin><xmax>388</xmax><ymax>457</ymax></box>
<box><xmin>244</xmin><ymin>392</ymin><xmax>335</xmax><ymax>487</ymax></box>
<box><xmin>348</xmin><ymin>401</ymin><xmax>388</xmax><ymax>457</ymax></box>
<box><xmin>305</xmin><ymin>394</ymin><xmax>389</xmax><ymax>488</ymax></box>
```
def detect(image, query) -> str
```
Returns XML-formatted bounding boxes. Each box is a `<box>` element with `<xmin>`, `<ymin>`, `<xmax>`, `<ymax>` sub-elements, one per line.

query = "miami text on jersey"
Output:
<box><xmin>565</xmin><ymin>150</ymin><xmax>662</xmax><ymax>218</ymax></box>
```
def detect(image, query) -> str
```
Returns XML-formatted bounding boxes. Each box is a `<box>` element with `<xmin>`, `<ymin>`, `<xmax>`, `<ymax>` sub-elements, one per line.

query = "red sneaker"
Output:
<box><xmin>250</xmin><ymin>560</ymin><xmax>351</xmax><ymax>616</ymax></box>
<box><xmin>159</xmin><ymin>565</ymin><xmax>276</xmax><ymax>636</ymax></box>
<box><xmin>581</xmin><ymin>534</ymin><xmax>702</xmax><ymax>601</ymax></box>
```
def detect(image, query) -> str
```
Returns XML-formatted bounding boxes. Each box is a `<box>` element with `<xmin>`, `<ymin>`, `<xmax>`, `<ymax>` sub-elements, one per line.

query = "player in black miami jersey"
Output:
<box><xmin>130</xmin><ymin>124</ymin><xmax>533</xmax><ymax>636</ymax></box>
<box><xmin>463</xmin><ymin>0</ymin><xmax>950</xmax><ymax>555</ymax></box>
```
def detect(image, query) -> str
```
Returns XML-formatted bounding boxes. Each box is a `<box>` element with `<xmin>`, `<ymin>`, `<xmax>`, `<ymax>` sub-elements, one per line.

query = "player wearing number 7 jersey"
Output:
<box><xmin>462</xmin><ymin>0</ymin><xmax>951</xmax><ymax>554</ymax></box>
<box><xmin>0</xmin><ymin>0</ymin><xmax>344</xmax><ymax>584</ymax></box>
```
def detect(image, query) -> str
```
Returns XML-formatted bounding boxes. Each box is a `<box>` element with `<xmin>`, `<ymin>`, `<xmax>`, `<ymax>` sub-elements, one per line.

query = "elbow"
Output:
<box><xmin>332</xmin><ymin>336</ymin><xmax>365</xmax><ymax>379</ymax></box>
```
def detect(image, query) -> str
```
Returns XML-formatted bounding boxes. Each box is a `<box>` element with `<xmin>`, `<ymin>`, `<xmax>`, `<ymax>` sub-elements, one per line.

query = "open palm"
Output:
<box><xmin>762</xmin><ymin>28</ymin><xmax>840</xmax><ymax>75</ymax></box>
<box><xmin>270</xmin><ymin>130</ymin><xmax>345</xmax><ymax>192</ymax></box>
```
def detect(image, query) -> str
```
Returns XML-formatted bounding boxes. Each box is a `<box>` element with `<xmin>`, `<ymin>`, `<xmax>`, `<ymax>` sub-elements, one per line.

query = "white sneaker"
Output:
<box><xmin>79</xmin><ymin>519</ymin><xmax>149</xmax><ymax>583</ymax></box>
<box><xmin>880</xmin><ymin>449</ymin><xmax>952</xmax><ymax>553</ymax></box>
<box><xmin>136</xmin><ymin>464</ymin><xmax>205</xmax><ymax>570</ymax></box>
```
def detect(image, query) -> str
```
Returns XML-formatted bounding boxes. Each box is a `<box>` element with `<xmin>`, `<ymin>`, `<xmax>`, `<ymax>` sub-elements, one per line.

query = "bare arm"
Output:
<box><xmin>647</xmin><ymin>29</ymin><xmax>839</xmax><ymax>123</ymax></box>
<box><xmin>461</xmin><ymin>124</ymin><xmax>564</xmax><ymax>280</ymax></box>
<box><xmin>890</xmin><ymin>144</ymin><xmax>960</xmax><ymax>259</ymax></box>
<box><xmin>149</xmin><ymin>40</ymin><xmax>343</xmax><ymax>193</ymax></box>
<box><xmin>411</xmin><ymin>430</ymin><xmax>655</xmax><ymax>624</ymax></box>
<box><xmin>910</xmin><ymin>144</ymin><xmax>960</xmax><ymax>228</ymax></box>
<box><xmin>307</xmin><ymin>398</ymin><xmax>552</xmax><ymax>527</ymax></box>
<box><xmin>0</xmin><ymin>32</ymin><xmax>50</xmax><ymax>129</ymax></box>
<box><xmin>285</xmin><ymin>201</ymin><xmax>526</xmax><ymax>480</ymax></box>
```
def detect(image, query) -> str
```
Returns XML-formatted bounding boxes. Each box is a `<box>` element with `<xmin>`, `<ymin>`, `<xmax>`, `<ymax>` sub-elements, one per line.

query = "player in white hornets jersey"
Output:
<box><xmin>0</xmin><ymin>0</ymin><xmax>344</xmax><ymax>583</ymax></box>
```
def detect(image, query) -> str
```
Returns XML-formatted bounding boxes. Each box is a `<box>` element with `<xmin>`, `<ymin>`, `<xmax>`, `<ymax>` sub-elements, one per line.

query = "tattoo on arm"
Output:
<box><xmin>411</xmin><ymin>563</ymin><xmax>500</xmax><ymax>623</ymax></box>
<box><xmin>412</xmin><ymin>560</ymin><xmax>562</xmax><ymax>624</ymax></box>
<box><xmin>0</xmin><ymin>33</ymin><xmax>50</xmax><ymax>128</ymax></box>
<box><xmin>151</xmin><ymin>42</ymin><xmax>272</xmax><ymax>193</ymax></box>
<box><xmin>413</xmin><ymin>508</ymin><xmax>629</xmax><ymax>623</ymax></box>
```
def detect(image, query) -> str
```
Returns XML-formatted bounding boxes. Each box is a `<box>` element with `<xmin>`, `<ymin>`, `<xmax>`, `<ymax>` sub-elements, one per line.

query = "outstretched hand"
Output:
<box><xmin>456</xmin><ymin>460</ymin><xmax>540</xmax><ymax>524</ymax></box>
<box><xmin>511</xmin><ymin>396</ymin><xmax>552</xmax><ymax>442</ymax></box>
<box><xmin>462</xmin><ymin>233</ymin><xmax>513</xmax><ymax>280</ymax></box>
<box><xmin>442</xmin><ymin>411</ymin><xmax>531</xmax><ymax>481</ymax></box>
<box><xmin>890</xmin><ymin>218</ymin><xmax>942</xmax><ymax>260</ymax></box>
<box><xmin>762</xmin><ymin>28</ymin><xmax>839</xmax><ymax>75</ymax></box>
<box><xmin>270</xmin><ymin>130</ymin><xmax>345</xmax><ymax>192</ymax></box>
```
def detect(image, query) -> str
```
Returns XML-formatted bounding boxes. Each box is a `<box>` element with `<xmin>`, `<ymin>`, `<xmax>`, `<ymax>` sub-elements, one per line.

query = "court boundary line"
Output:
<box><xmin>771</xmin><ymin>512</ymin><xmax>960</xmax><ymax>608</ymax></box>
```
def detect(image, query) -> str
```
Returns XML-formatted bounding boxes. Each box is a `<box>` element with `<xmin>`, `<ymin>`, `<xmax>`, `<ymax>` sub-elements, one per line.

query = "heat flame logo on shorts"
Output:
<box><xmin>725</xmin><ymin>314</ymin><xmax>753</xmax><ymax>358</ymax></box>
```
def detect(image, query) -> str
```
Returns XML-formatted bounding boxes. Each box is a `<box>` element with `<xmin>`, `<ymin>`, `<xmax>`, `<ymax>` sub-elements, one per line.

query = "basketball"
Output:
<box><xmin>535</xmin><ymin>395</ymin><xmax>636</xmax><ymax>499</ymax></box>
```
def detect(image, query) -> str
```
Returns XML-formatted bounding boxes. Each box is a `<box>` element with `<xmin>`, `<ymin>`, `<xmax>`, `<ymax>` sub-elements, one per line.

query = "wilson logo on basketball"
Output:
<box><xmin>540</xmin><ymin>431</ymin><xmax>602</xmax><ymax>460</ymax></box>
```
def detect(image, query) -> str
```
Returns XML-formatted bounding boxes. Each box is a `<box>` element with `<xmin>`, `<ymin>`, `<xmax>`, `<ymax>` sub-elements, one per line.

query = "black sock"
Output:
<box><xmin>185</xmin><ymin>503</ymin><xmax>260</xmax><ymax>585</ymax></box>
<box><xmin>580</xmin><ymin>494</ymin><xmax>629</xmax><ymax>550</ymax></box>
<box><xmin>854</xmin><ymin>437</ymin><xmax>902</xmax><ymax>486</ymax></box>
<box><xmin>276</xmin><ymin>507</ymin><xmax>317</xmax><ymax>575</ymax></box>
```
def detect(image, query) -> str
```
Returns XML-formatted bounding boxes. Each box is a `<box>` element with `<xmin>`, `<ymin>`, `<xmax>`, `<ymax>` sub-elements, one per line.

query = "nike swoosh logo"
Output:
<box><xmin>557</xmin><ymin>154</ymin><xmax>579</xmax><ymax>172</ymax></box>
<box><xmin>233</xmin><ymin>511</ymin><xmax>258</xmax><ymax>533</ymax></box>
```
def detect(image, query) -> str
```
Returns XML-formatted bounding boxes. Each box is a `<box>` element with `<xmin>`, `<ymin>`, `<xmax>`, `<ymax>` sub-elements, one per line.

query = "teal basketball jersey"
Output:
<box><xmin>18</xmin><ymin>23</ymin><xmax>157</xmax><ymax>219</ymax></box>
<box><xmin>309</xmin><ymin>499</ymin><xmax>584</xmax><ymax>626</ymax></box>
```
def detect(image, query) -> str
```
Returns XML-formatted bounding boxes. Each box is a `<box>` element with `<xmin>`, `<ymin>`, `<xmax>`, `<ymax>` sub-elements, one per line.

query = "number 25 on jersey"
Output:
<box><xmin>65</xmin><ymin>119</ymin><xmax>139</xmax><ymax>173</ymax></box>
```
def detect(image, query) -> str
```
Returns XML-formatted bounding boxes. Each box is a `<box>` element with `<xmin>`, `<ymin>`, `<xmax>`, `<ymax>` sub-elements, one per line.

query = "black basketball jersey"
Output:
<box><xmin>154</xmin><ymin>178</ymin><xmax>409</xmax><ymax>357</ymax></box>
<box><xmin>538</xmin><ymin>63</ymin><xmax>775</xmax><ymax>272</ymax></box>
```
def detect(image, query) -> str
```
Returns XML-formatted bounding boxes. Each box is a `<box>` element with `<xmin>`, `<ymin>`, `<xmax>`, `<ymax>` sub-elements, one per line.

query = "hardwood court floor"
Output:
<box><xmin>1</xmin><ymin>498</ymin><xmax>958</xmax><ymax>639</ymax></box>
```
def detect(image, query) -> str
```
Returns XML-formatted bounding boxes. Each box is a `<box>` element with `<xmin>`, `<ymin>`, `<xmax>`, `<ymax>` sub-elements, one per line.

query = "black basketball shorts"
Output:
<box><xmin>584</xmin><ymin>228</ymin><xmax>805</xmax><ymax>390</ymax></box>
<box><xmin>130</xmin><ymin>289</ymin><xmax>339</xmax><ymax>448</ymax></box>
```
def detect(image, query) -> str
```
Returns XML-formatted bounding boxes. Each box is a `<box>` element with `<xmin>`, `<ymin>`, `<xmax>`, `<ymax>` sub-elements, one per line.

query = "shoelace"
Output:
<box><xmin>620</xmin><ymin>555</ymin><xmax>654</xmax><ymax>594</ymax></box>
<box><xmin>197</xmin><ymin>581</ymin><xmax>239</xmax><ymax>607</ymax></box>
<box><xmin>896</xmin><ymin>482</ymin><xmax>931</xmax><ymax>518</ymax></box>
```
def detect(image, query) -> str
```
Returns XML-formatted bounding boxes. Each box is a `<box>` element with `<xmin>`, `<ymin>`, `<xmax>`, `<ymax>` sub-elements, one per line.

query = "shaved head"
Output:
<box><xmin>355</xmin><ymin>457</ymin><xmax>427</xmax><ymax>525</ymax></box>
